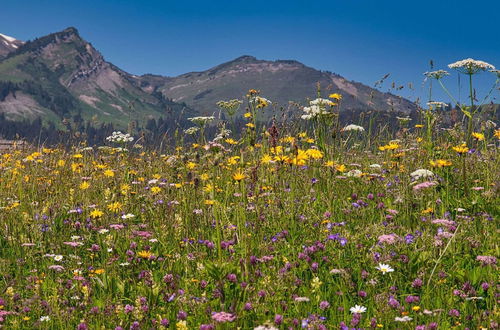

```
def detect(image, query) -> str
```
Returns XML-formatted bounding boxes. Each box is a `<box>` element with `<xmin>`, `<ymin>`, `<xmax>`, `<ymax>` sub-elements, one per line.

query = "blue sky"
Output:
<box><xmin>1</xmin><ymin>0</ymin><xmax>499</xmax><ymax>105</ymax></box>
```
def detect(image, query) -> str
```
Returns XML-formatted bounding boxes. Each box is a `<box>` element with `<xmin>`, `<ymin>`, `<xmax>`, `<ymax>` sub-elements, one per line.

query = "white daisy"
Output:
<box><xmin>375</xmin><ymin>263</ymin><xmax>394</xmax><ymax>274</ymax></box>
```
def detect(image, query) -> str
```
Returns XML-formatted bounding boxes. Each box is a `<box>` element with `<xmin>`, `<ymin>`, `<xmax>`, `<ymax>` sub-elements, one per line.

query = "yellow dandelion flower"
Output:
<box><xmin>305</xmin><ymin>148</ymin><xmax>323</xmax><ymax>159</ymax></box>
<box><xmin>233</xmin><ymin>170</ymin><xmax>246</xmax><ymax>181</ymax></box>
<box><xmin>204</xmin><ymin>199</ymin><xmax>215</xmax><ymax>205</ymax></box>
<box><xmin>137</xmin><ymin>250</ymin><xmax>152</xmax><ymax>259</ymax></box>
<box><xmin>430</xmin><ymin>159</ymin><xmax>452</xmax><ymax>167</ymax></box>
<box><xmin>324</xmin><ymin>160</ymin><xmax>335</xmax><ymax>168</ymax></box>
<box><xmin>244</xmin><ymin>112</ymin><xmax>252</xmax><ymax>118</ymax></box>
<box><xmin>186</xmin><ymin>161</ymin><xmax>197</xmax><ymax>170</ymax></box>
<box><xmin>79</xmin><ymin>181</ymin><xmax>90</xmax><ymax>190</ymax></box>
<box><xmin>57</xmin><ymin>159</ymin><xmax>66</xmax><ymax>167</ymax></box>
<box><xmin>329</xmin><ymin>93</ymin><xmax>342</xmax><ymax>100</ymax></box>
<box><xmin>90</xmin><ymin>209</ymin><xmax>104</xmax><ymax>218</ymax></box>
<box><xmin>72</xmin><ymin>154</ymin><xmax>83</xmax><ymax>159</ymax></box>
<box><xmin>107</xmin><ymin>202</ymin><xmax>123</xmax><ymax>212</ymax></box>
<box><xmin>494</xmin><ymin>129</ymin><xmax>500</xmax><ymax>139</ymax></box>
<box><xmin>452</xmin><ymin>143</ymin><xmax>469</xmax><ymax>154</ymax></box>
<box><xmin>246</xmin><ymin>122</ymin><xmax>255</xmax><ymax>128</ymax></box>
<box><xmin>335</xmin><ymin>164</ymin><xmax>346</xmax><ymax>172</ymax></box>
<box><xmin>261</xmin><ymin>154</ymin><xmax>273</xmax><ymax>164</ymax></box>
<box><xmin>472</xmin><ymin>132</ymin><xmax>485</xmax><ymax>141</ymax></box>
<box><xmin>151</xmin><ymin>186</ymin><xmax>161</xmax><ymax>194</ymax></box>
<box><xmin>103</xmin><ymin>169</ymin><xmax>115</xmax><ymax>177</ymax></box>
<box><xmin>225</xmin><ymin>138</ymin><xmax>238</xmax><ymax>145</ymax></box>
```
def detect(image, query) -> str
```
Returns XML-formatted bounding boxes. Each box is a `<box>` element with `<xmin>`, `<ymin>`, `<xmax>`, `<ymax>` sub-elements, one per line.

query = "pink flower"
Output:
<box><xmin>476</xmin><ymin>256</ymin><xmax>496</xmax><ymax>266</ymax></box>
<box><xmin>109</xmin><ymin>224</ymin><xmax>125</xmax><ymax>230</ymax></box>
<box><xmin>48</xmin><ymin>265</ymin><xmax>65</xmax><ymax>272</ymax></box>
<box><xmin>133</xmin><ymin>231</ymin><xmax>153</xmax><ymax>239</ymax></box>
<box><xmin>378</xmin><ymin>234</ymin><xmax>400</xmax><ymax>245</ymax></box>
<box><xmin>211</xmin><ymin>312</ymin><xmax>236</xmax><ymax>323</ymax></box>
<box><xmin>413</xmin><ymin>181</ymin><xmax>437</xmax><ymax>191</ymax></box>
<box><xmin>63</xmin><ymin>241</ymin><xmax>83</xmax><ymax>247</ymax></box>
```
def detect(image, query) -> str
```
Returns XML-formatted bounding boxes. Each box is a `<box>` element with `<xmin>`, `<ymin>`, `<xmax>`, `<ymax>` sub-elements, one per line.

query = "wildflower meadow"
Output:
<box><xmin>0</xmin><ymin>59</ymin><xmax>499</xmax><ymax>329</ymax></box>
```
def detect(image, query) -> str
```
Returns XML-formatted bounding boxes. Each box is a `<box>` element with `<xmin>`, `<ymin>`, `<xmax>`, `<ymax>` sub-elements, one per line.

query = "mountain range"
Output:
<box><xmin>0</xmin><ymin>27</ymin><xmax>416</xmax><ymax>130</ymax></box>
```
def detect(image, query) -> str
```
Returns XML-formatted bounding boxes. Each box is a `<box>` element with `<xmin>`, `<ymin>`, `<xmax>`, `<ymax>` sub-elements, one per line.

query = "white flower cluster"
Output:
<box><xmin>424</xmin><ymin>70</ymin><xmax>449</xmax><ymax>79</ymax></box>
<box><xmin>184</xmin><ymin>126</ymin><xmax>200</xmax><ymax>135</ymax></box>
<box><xmin>106</xmin><ymin>131</ymin><xmax>134</xmax><ymax>143</ymax></box>
<box><xmin>427</xmin><ymin>101</ymin><xmax>447</xmax><ymax>109</ymax></box>
<box><xmin>301</xmin><ymin>98</ymin><xmax>336</xmax><ymax>120</ymax></box>
<box><xmin>188</xmin><ymin>116</ymin><xmax>215</xmax><ymax>126</ymax></box>
<box><xmin>410</xmin><ymin>169</ymin><xmax>434</xmax><ymax>180</ymax></box>
<box><xmin>448</xmin><ymin>58</ymin><xmax>495</xmax><ymax>74</ymax></box>
<box><xmin>342</xmin><ymin>124</ymin><xmax>365</xmax><ymax>132</ymax></box>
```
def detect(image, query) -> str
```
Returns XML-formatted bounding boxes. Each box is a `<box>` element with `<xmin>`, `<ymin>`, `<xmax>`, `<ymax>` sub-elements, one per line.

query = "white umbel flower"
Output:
<box><xmin>424</xmin><ymin>70</ymin><xmax>449</xmax><ymax>79</ymax></box>
<box><xmin>106</xmin><ymin>131</ymin><xmax>134</xmax><ymax>143</ymax></box>
<box><xmin>448</xmin><ymin>58</ymin><xmax>495</xmax><ymax>74</ymax></box>
<box><xmin>188</xmin><ymin>116</ymin><xmax>215</xmax><ymax>125</ymax></box>
<box><xmin>343</xmin><ymin>124</ymin><xmax>365</xmax><ymax>132</ymax></box>
<box><xmin>410</xmin><ymin>169</ymin><xmax>434</xmax><ymax>180</ymax></box>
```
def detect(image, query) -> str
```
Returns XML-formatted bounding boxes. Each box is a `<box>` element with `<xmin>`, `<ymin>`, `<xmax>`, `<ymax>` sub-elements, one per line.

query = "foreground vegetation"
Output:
<box><xmin>0</xmin><ymin>59</ymin><xmax>499</xmax><ymax>329</ymax></box>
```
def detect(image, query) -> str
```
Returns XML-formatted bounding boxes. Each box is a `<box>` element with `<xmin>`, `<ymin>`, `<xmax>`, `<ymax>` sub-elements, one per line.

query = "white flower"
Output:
<box><xmin>346</xmin><ymin>169</ymin><xmax>362</xmax><ymax>178</ymax></box>
<box><xmin>106</xmin><ymin>131</ymin><xmax>134</xmax><ymax>143</ymax></box>
<box><xmin>121</xmin><ymin>213</ymin><xmax>135</xmax><ymax>219</ymax></box>
<box><xmin>187</xmin><ymin>116</ymin><xmax>215</xmax><ymax>125</ymax></box>
<box><xmin>98</xmin><ymin>229</ymin><xmax>109</xmax><ymax>234</ymax></box>
<box><xmin>424</xmin><ymin>70</ymin><xmax>449</xmax><ymax>79</ymax></box>
<box><xmin>410</xmin><ymin>169</ymin><xmax>434</xmax><ymax>180</ymax></box>
<box><xmin>369</xmin><ymin>164</ymin><xmax>382</xmax><ymax>169</ymax></box>
<box><xmin>349</xmin><ymin>305</ymin><xmax>367</xmax><ymax>314</ymax></box>
<box><xmin>395</xmin><ymin>316</ymin><xmax>413</xmax><ymax>322</ymax></box>
<box><xmin>184</xmin><ymin>126</ymin><xmax>200</xmax><ymax>135</ymax></box>
<box><xmin>53</xmin><ymin>255</ymin><xmax>63</xmax><ymax>262</ymax></box>
<box><xmin>375</xmin><ymin>263</ymin><xmax>394</xmax><ymax>274</ymax></box>
<box><xmin>448</xmin><ymin>58</ymin><xmax>495</xmax><ymax>74</ymax></box>
<box><xmin>120</xmin><ymin>262</ymin><xmax>130</xmax><ymax>266</ymax></box>
<box><xmin>427</xmin><ymin>101</ymin><xmax>448</xmax><ymax>109</ymax></box>
<box><xmin>310</xmin><ymin>98</ymin><xmax>336</xmax><ymax>107</ymax></box>
<box><xmin>254</xmin><ymin>326</ymin><xmax>279</xmax><ymax>330</ymax></box>
<box><xmin>294</xmin><ymin>296</ymin><xmax>310</xmax><ymax>302</ymax></box>
<box><xmin>343</xmin><ymin>124</ymin><xmax>365</xmax><ymax>132</ymax></box>
<box><xmin>39</xmin><ymin>316</ymin><xmax>51</xmax><ymax>322</ymax></box>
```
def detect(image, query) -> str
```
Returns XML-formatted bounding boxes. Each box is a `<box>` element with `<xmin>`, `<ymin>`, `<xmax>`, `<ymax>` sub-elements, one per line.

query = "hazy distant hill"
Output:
<box><xmin>134</xmin><ymin>55</ymin><xmax>416</xmax><ymax>118</ymax></box>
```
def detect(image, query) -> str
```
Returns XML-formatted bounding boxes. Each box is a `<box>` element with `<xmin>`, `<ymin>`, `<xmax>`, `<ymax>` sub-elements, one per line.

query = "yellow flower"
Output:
<box><xmin>186</xmin><ymin>161</ymin><xmax>197</xmax><ymax>169</ymax></box>
<box><xmin>103</xmin><ymin>169</ymin><xmax>115</xmax><ymax>177</ymax></box>
<box><xmin>329</xmin><ymin>93</ymin><xmax>342</xmax><ymax>100</ymax></box>
<box><xmin>200</xmin><ymin>173</ymin><xmax>210</xmax><ymax>181</ymax></box>
<box><xmin>227</xmin><ymin>156</ymin><xmax>240</xmax><ymax>166</ymax></box>
<box><xmin>151</xmin><ymin>186</ymin><xmax>162</xmax><ymax>194</ymax></box>
<box><xmin>73</xmin><ymin>154</ymin><xmax>83</xmax><ymax>159</ymax></box>
<box><xmin>379</xmin><ymin>142</ymin><xmax>399</xmax><ymax>151</ymax></box>
<box><xmin>204</xmin><ymin>199</ymin><xmax>215</xmax><ymax>205</ymax></box>
<box><xmin>79</xmin><ymin>181</ymin><xmax>90</xmax><ymax>190</ymax></box>
<box><xmin>233</xmin><ymin>170</ymin><xmax>246</xmax><ymax>181</ymax></box>
<box><xmin>94</xmin><ymin>269</ymin><xmax>105</xmax><ymax>275</ymax></box>
<box><xmin>246</xmin><ymin>122</ymin><xmax>255</xmax><ymax>128</ymax></box>
<box><xmin>335</xmin><ymin>164</ymin><xmax>346</xmax><ymax>172</ymax></box>
<box><xmin>90</xmin><ymin>209</ymin><xmax>104</xmax><ymax>218</ymax></box>
<box><xmin>137</xmin><ymin>250</ymin><xmax>152</xmax><ymax>259</ymax></box>
<box><xmin>430</xmin><ymin>159</ymin><xmax>452</xmax><ymax>167</ymax></box>
<box><xmin>107</xmin><ymin>202</ymin><xmax>123</xmax><ymax>212</ymax></box>
<box><xmin>57</xmin><ymin>159</ymin><xmax>66</xmax><ymax>167</ymax></box>
<box><xmin>421</xmin><ymin>207</ymin><xmax>433</xmax><ymax>214</ymax></box>
<box><xmin>494</xmin><ymin>129</ymin><xmax>500</xmax><ymax>139</ymax></box>
<box><xmin>324</xmin><ymin>160</ymin><xmax>335</xmax><ymax>168</ymax></box>
<box><xmin>305</xmin><ymin>148</ymin><xmax>324</xmax><ymax>159</ymax></box>
<box><xmin>412</xmin><ymin>306</ymin><xmax>421</xmax><ymax>312</ymax></box>
<box><xmin>244</xmin><ymin>112</ymin><xmax>252</xmax><ymax>118</ymax></box>
<box><xmin>261</xmin><ymin>154</ymin><xmax>273</xmax><ymax>164</ymax></box>
<box><xmin>472</xmin><ymin>132</ymin><xmax>485</xmax><ymax>141</ymax></box>
<box><xmin>415</xmin><ymin>124</ymin><xmax>424</xmax><ymax>128</ymax></box>
<box><xmin>71</xmin><ymin>162</ymin><xmax>83</xmax><ymax>173</ymax></box>
<box><xmin>176</xmin><ymin>320</ymin><xmax>188</xmax><ymax>330</ymax></box>
<box><xmin>225</xmin><ymin>138</ymin><xmax>238</xmax><ymax>145</ymax></box>
<box><xmin>452</xmin><ymin>143</ymin><xmax>469</xmax><ymax>154</ymax></box>
<box><xmin>203</xmin><ymin>184</ymin><xmax>213</xmax><ymax>192</ymax></box>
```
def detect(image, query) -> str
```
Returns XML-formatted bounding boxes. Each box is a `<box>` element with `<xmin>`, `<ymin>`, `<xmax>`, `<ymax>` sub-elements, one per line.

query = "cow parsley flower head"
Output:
<box><xmin>106</xmin><ymin>131</ymin><xmax>134</xmax><ymax>143</ymax></box>
<box><xmin>188</xmin><ymin>116</ymin><xmax>215</xmax><ymax>126</ymax></box>
<box><xmin>301</xmin><ymin>98</ymin><xmax>336</xmax><ymax>120</ymax></box>
<box><xmin>427</xmin><ymin>101</ymin><xmax>447</xmax><ymax>109</ymax></box>
<box><xmin>349</xmin><ymin>305</ymin><xmax>367</xmax><ymax>314</ymax></box>
<box><xmin>410</xmin><ymin>169</ymin><xmax>434</xmax><ymax>180</ymax></box>
<box><xmin>448</xmin><ymin>58</ymin><xmax>495</xmax><ymax>74</ymax></box>
<box><xmin>424</xmin><ymin>70</ymin><xmax>449</xmax><ymax>79</ymax></box>
<box><xmin>343</xmin><ymin>124</ymin><xmax>365</xmax><ymax>132</ymax></box>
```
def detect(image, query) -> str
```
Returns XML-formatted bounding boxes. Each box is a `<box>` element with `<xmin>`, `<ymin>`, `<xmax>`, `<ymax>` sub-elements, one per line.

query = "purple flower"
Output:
<box><xmin>212</xmin><ymin>311</ymin><xmax>236</xmax><ymax>323</ymax></box>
